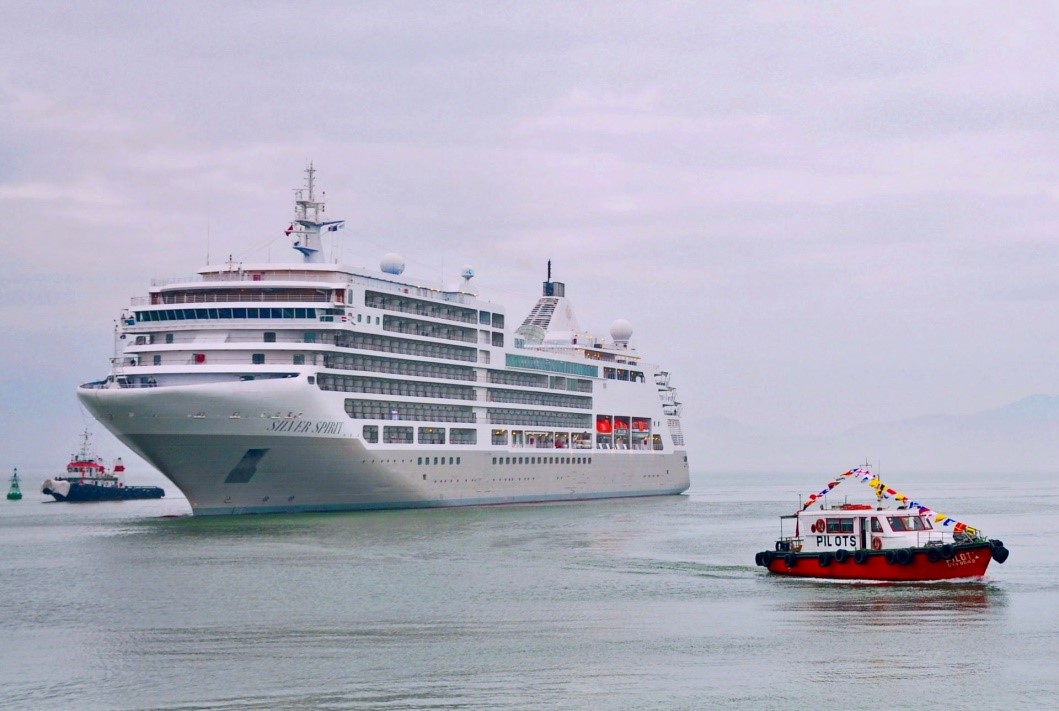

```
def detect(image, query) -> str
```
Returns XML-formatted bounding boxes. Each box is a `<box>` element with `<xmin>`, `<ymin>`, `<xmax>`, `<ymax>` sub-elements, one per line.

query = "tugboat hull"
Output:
<box><xmin>42</xmin><ymin>482</ymin><xmax>164</xmax><ymax>502</ymax></box>
<box><xmin>757</xmin><ymin>542</ymin><xmax>1002</xmax><ymax>581</ymax></box>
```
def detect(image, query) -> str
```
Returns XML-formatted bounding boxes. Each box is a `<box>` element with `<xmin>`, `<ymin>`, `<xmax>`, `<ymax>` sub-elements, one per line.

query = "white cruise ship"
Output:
<box><xmin>77</xmin><ymin>166</ymin><xmax>690</xmax><ymax>515</ymax></box>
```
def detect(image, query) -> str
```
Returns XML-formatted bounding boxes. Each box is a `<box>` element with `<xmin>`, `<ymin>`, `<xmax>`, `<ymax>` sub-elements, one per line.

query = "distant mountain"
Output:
<box><xmin>697</xmin><ymin>395</ymin><xmax>1059</xmax><ymax>475</ymax></box>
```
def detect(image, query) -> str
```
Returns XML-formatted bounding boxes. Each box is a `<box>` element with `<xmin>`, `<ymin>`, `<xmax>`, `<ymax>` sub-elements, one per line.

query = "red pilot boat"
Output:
<box><xmin>755</xmin><ymin>465</ymin><xmax>1009</xmax><ymax>581</ymax></box>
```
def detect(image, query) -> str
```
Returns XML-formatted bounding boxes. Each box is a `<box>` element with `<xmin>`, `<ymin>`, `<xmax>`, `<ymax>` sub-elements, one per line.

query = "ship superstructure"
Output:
<box><xmin>77</xmin><ymin>166</ymin><xmax>690</xmax><ymax>515</ymax></box>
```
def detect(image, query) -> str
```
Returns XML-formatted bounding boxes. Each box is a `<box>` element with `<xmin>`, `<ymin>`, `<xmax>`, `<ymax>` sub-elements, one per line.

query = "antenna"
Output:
<box><xmin>547</xmin><ymin>259</ymin><xmax>552</xmax><ymax>281</ymax></box>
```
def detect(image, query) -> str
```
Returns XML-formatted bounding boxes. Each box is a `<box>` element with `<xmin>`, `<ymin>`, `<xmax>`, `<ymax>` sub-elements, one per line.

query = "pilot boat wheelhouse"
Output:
<box><xmin>755</xmin><ymin>466</ymin><xmax>1009</xmax><ymax>581</ymax></box>
<box><xmin>77</xmin><ymin>166</ymin><xmax>690</xmax><ymax>515</ymax></box>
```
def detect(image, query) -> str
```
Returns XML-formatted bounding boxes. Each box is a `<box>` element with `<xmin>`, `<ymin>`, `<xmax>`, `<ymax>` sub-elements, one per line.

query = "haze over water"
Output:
<box><xmin>2</xmin><ymin>470</ymin><xmax>1056</xmax><ymax>710</ymax></box>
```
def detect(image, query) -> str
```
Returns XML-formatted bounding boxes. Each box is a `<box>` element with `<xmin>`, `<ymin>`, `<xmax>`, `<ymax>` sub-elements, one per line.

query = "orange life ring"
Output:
<box><xmin>815</xmin><ymin>518</ymin><xmax>825</xmax><ymax>534</ymax></box>
<box><xmin>871</xmin><ymin>537</ymin><xmax>882</xmax><ymax>551</ymax></box>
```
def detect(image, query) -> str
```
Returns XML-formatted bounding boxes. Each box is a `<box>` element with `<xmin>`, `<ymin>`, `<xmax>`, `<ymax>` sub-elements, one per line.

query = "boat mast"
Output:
<box><xmin>290</xmin><ymin>163</ymin><xmax>344</xmax><ymax>263</ymax></box>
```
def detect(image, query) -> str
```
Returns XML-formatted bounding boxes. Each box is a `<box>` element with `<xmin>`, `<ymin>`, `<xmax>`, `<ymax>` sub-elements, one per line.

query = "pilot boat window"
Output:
<box><xmin>887</xmin><ymin>515</ymin><xmax>932</xmax><ymax>532</ymax></box>
<box><xmin>826</xmin><ymin>518</ymin><xmax>854</xmax><ymax>533</ymax></box>
<box><xmin>871</xmin><ymin>518</ymin><xmax>883</xmax><ymax>532</ymax></box>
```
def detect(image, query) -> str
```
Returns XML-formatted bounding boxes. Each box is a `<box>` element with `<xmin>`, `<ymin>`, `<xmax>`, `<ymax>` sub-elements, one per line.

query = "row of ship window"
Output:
<box><xmin>602</xmin><ymin>367</ymin><xmax>647</xmax><ymax>383</ymax></box>
<box><xmin>349</xmin><ymin>401</ymin><xmax>476</xmax><ymax>424</ymax></box>
<box><xmin>332</xmin><ymin>333</ymin><xmax>477</xmax><ymax>363</ymax></box>
<box><xmin>142</xmin><ymin>288</ymin><xmax>506</xmax><ymax>330</ymax></box>
<box><xmin>486</xmin><ymin>408</ymin><xmax>592</xmax><ymax>429</ymax></box>
<box><xmin>383</xmin><ymin>315</ymin><xmax>480</xmax><ymax>345</ymax></box>
<box><xmin>154</xmin><ymin>288</ymin><xmax>330</xmax><ymax>304</ymax></box>
<box><xmin>133</xmin><ymin>308</ymin><xmax>319</xmax><ymax>322</ymax></box>
<box><xmin>504</xmin><ymin>354</ymin><xmax>598</xmax><ymax>379</ymax></box>
<box><xmin>364</xmin><ymin>290</ymin><xmax>505</xmax><ymax>329</ymax></box>
<box><xmin>492</xmin><ymin>456</ymin><xmax>592</xmax><ymax>465</ymax></box>
<box><xmin>362</xmin><ymin>425</ymin><xmax>476</xmax><ymax>445</ymax></box>
<box><xmin>321</xmin><ymin>354</ymin><xmax>475</xmax><ymax>381</ymax></box>
<box><xmin>488</xmin><ymin>370</ymin><xmax>594</xmax><ymax>393</ymax></box>
<box><xmin>325</xmin><ymin>375</ymin><xmax>475</xmax><ymax>400</ymax></box>
<box><xmin>487</xmin><ymin>388</ymin><xmax>591</xmax><ymax>409</ymax></box>
<box><xmin>418</xmin><ymin>456</ymin><xmax>464</xmax><ymax>465</ymax></box>
<box><xmin>357</xmin><ymin>424</ymin><xmax>661</xmax><ymax>452</ymax></box>
<box><xmin>344</xmin><ymin>399</ymin><xmax>595</xmax><ymax>429</ymax></box>
<box><xmin>320</xmin><ymin>374</ymin><xmax>590</xmax><ymax>409</ymax></box>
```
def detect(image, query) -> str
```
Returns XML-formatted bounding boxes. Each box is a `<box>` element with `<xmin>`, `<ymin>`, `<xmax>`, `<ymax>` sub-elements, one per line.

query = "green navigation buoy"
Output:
<box><xmin>7</xmin><ymin>467</ymin><xmax>22</xmax><ymax>500</ymax></box>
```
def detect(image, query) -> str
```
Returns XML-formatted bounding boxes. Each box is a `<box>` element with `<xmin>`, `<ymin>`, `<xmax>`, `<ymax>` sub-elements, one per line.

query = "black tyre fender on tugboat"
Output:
<box><xmin>991</xmin><ymin>545</ymin><xmax>1010</xmax><ymax>564</ymax></box>
<box><xmin>895</xmin><ymin>548</ymin><xmax>913</xmax><ymax>565</ymax></box>
<box><xmin>834</xmin><ymin>548</ymin><xmax>850</xmax><ymax>563</ymax></box>
<box><xmin>926</xmin><ymin>547</ymin><xmax>943</xmax><ymax>563</ymax></box>
<box><xmin>818</xmin><ymin>552</ymin><xmax>833</xmax><ymax>567</ymax></box>
<box><xmin>784</xmin><ymin>552</ymin><xmax>798</xmax><ymax>568</ymax></box>
<box><xmin>940</xmin><ymin>544</ymin><xmax>955</xmax><ymax>560</ymax></box>
<box><xmin>853</xmin><ymin>549</ymin><xmax>869</xmax><ymax>565</ymax></box>
<box><xmin>884</xmin><ymin>550</ymin><xmax>897</xmax><ymax>565</ymax></box>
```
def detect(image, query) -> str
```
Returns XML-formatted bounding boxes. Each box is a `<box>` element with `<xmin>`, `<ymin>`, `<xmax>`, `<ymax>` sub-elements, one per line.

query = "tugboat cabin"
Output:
<box><xmin>777</xmin><ymin>506</ymin><xmax>947</xmax><ymax>556</ymax></box>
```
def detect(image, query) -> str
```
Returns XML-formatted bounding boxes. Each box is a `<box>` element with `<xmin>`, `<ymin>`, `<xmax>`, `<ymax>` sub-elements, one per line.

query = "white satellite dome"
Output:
<box><xmin>381</xmin><ymin>253</ymin><xmax>405</xmax><ymax>275</ymax></box>
<box><xmin>610</xmin><ymin>319</ymin><xmax>633</xmax><ymax>343</ymax></box>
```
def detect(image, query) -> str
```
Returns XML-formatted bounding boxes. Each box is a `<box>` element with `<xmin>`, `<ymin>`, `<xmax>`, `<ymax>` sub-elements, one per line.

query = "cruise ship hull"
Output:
<box><xmin>78</xmin><ymin>378</ymin><xmax>690</xmax><ymax>515</ymax></box>
<box><xmin>78</xmin><ymin>166</ymin><xmax>694</xmax><ymax>516</ymax></box>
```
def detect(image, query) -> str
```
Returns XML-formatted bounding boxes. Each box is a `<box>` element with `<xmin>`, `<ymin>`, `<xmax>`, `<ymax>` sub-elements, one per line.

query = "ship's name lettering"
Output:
<box><xmin>944</xmin><ymin>552</ymin><xmax>979</xmax><ymax>568</ymax></box>
<box><xmin>815</xmin><ymin>535</ymin><xmax>858</xmax><ymax>547</ymax></box>
<box><xmin>268</xmin><ymin>420</ymin><xmax>344</xmax><ymax>435</ymax></box>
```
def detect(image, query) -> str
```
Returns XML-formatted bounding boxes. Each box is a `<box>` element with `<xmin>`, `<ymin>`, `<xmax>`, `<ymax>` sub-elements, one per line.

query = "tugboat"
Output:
<box><xmin>6</xmin><ymin>468</ymin><xmax>21</xmax><ymax>500</ymax></box>
<box><xmin>755</xmin><ymin>465</ymin><xmax>1009</xmax><ymax>581</ymax></box>
<box><xmin>41</xmin><ymin>431</ymin><xmax>165</xmax><ymax>503</ymax></box>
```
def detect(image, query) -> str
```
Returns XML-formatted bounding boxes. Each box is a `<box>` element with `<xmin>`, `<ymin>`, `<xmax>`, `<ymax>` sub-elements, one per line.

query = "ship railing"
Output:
<box><xmin>909</xmin><ymin>531</ymin><xmax>951</xmax><ymax>547</ymax></box>
<box><xmin>151</xmin><ymin>272</ymin><xmax>345</xmax><ymax>287</ymax></box>
<box><xmin>593</xmin><ymin>442</ymin><xmax>656</xmax><ymax>451</ymax></box>
<box><xmin>148</xmin><ymin>272</ymin><xmax>480</xmax><ymax>305</ymax></box>
<box><xmin>151</xmin><ymin>275</ymin><xmax>204</xmax><ymax>287</ymax></box>
<box><xmin>140</xmin><ymin>293</ymin><xmax>335</xmax><ymax>305</ymax></box>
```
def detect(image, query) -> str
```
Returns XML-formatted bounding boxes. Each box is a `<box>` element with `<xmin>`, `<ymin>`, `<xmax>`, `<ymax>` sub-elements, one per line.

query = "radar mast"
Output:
<box><xmin>290</xmin><ymin>163</ymin><xmax>344</xmax><ymax>263</ymax></box>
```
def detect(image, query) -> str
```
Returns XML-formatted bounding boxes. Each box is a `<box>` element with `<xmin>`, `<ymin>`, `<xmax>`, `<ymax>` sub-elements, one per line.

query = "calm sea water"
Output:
<box><xmin>1</xmin><ymin>470</ymin><xmax>1056</xmax><ymax>710</ymax></box>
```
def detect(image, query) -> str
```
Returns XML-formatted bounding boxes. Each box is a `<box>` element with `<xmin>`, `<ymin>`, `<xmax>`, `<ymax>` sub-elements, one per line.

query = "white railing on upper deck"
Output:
<box><xmin>150</xmin><ymin>272</ymin><xmax>344</xmax><ymax>288</ymax></box>
<box><xmin>147</xmin><ymin>271</ymin><xmax>479</xmax><ymax>305</ymax></box>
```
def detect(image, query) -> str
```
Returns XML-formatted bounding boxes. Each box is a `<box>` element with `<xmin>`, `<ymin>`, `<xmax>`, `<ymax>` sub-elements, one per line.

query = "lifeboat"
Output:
<box><xmin>755</xmin><ymin>465</ymin><xmax>1009</xmax><ymax>581</ymax></box>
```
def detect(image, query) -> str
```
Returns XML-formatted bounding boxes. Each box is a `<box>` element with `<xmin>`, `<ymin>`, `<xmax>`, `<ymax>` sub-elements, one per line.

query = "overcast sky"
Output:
<box><xmin>1</xmin><ymin>2</ymin><xmax>1056</xmax><ymax>474</ymax></box>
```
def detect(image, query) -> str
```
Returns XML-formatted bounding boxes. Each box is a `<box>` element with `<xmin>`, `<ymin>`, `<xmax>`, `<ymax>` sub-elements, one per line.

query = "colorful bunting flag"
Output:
<box><xmin>799</xmin><ymin>465</ymin><xmax>979</xmax><ymax>536</ymax></box>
